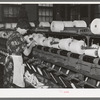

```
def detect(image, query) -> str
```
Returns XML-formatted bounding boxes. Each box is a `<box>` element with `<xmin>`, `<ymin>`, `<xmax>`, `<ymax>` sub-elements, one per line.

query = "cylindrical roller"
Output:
<box><xmin>50</xmin><ymin>21</ymin><xmax>64</xmax><ymax>32</ymax></box>
<box><xmin>5</xmin><ymin>23</ymin><xmax>12</xmax><ymax>29</ymax></box>
<box><xmin>90</xmin><ymin>18</ymin><xmax>100</xmax><ymax>34</ymax></box>
<box><xmin>50</xmin><ymin>48</ymin><xmax>59</xmax><ymax>54</ymax></box>
<box><xmin>42</xmin><ymin>37</ymin><xmax>53</xmax><ymax>47</ymax></box>
<box><xmin>82</xmin><ymin>55</ymin><xmax>95</xmax><ymax>63</ymax></box>
<box><xmin>70</xmin><ymin>53</ymin><xmax>80</xmax><ymax>59</ymax></box>
<box><xmin>11</xmin><ymin>23</ymin><xmax>17</xmax><ymax>29</ymax></box>
<box><xmin>84</xmin><ymin>49</ymin><xmax>98</xmax><ymax>57</ymax></box>
<box><xmin>33</xmin><ymin>33</ymin><xmax>44</xmax><ymax>44</ymax></box>
<box><xmin>59</xmin><ymin>50</ymin><xmax>69</xmax><ymax>56</ymax></box>
<box><xmin>36</xmin><ymin>45</ymin><xmax>43</xmax><ymax>50</ymax></box>
<box><xmin>58</xmin><ymin>38</ymin><xmax>73</xmax><ymax>51</ymax></box>
<box><xmin>39</xmin><ymin>22</ymin><xmax>50</xmax><ymax>27</ymax></box>
<box><xmin>0</xmin><ymin>24</ymin><xmax>4</xmax><ymax>28</ymax></box>
<box><xmin>63</xmin><ymin>21</ymin><xmax>74</xmax><ymax>27</ymax></box>
<box><xmin>69</xmin><ymin>40</ymin><xmax>86</xmax><ymax>54</ymax></box>
<box><xmin>73</xmin><ymin>20</ymin><xmax>87</xmax><ymax>27</ymax></box>
<box><xmin>43</xmin><ymin>47</ymin><xmax>50</xmax><ymax>52</ymax></box>
<box><xmin>97</xmin><ymin>47</ymin><xmax>100</xmax><ymax>58</ymax></box>
<box><xmin>37</xmin><ymin>37</ymin><xmax>46</xmax><ymax>46</ymax></box>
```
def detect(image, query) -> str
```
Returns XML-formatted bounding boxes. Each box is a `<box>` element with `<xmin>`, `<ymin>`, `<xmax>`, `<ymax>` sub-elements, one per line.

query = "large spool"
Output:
<box><xmin>0</xmin><ymin>24</ymin><xmax>4</xmax><ymax>28</ymax></box>
<box><xmin>97</xmin><ymin>47</ymin><xmax>100</xmax><ymax>58</ymax></box>
<box><xmin>53</xmin><ymin>38</ymin><xmax>60</xmax><ymax>42</ymax></box>
<box><xmin>43</xmin><ymin>37</ymin><xmax>53</xmax><ymax>47</ymax></box>
<box><xmin>69</xmin><ymin>40</ymin><xmax>86</xmax><ymax>54</ymax></box>
<box><xmin>63</xmin><ymin>21</ymin><xmax>74</xmax><ymax>27</ymax></box>
<box><xmin>84</xmin><ymin>49</ymin><xmax>98</xmax><ymax>57</ymax></box>
<box><xmin>5</xmin><ymin>23</ymin><xmax>12</xmax><ymax>29</ymax></box>
<box><xmin>11</xmin><ymin>23</ymin><xmax>17</xmax><ymax>29</ymax></box>
<box><xmin>39</xmin><ymin>22</ymin><xmax>50</xmax><ymax>27</ymax></box>
<box><xmin>33</xmin><ymin>34</ymin><xmax>44</xmax><ymax>44</ymax></box>
<box><xmin>58</xmin><ymin>38</ymin><xmax>73</xmax><ymax>51</ymax></box>
<box><xmin>90</xmin><ymin>18</ymin><xmax>100</xmax><ymax>34</ymax></box>
<box><xmin>73</xmin><ymin>20</ymin><xmax>87</xmax><ymax>27</ymax></box>
<box><xmin>50</xmin><ymin>21</ymin><xmax>64</xmax><ymax>32</ymax></box>
<box><xmin>37</xmin><ymin>37</ymin><xmax>46</xmax><ymax>46</ymax></box>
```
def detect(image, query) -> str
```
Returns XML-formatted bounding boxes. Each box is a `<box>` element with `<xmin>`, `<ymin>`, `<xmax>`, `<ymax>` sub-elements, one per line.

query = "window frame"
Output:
<box><xmin>2</xmin><ymin>4</ymin><xmax>21</xmax><ymax>23</ymax></box>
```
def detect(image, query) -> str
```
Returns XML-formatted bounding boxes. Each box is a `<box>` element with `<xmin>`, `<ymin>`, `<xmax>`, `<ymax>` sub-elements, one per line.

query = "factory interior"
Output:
<box><xmin>0</xmin><ymin>4</ymin><xmax>100</xmax><ymax>88</ymax></box>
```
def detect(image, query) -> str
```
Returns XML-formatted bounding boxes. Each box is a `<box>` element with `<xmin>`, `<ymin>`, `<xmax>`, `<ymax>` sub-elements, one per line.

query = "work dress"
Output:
<box><xmin>3</xmin><ymin>55</ymin><xmax>25</xmax><ymax>88</ymax></box>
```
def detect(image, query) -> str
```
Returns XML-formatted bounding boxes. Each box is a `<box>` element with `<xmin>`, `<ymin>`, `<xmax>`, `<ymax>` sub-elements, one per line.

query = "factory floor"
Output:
<box><xmin>25</xmin><ymin>73</ymin><xmax>62</xmax><ymax>88</ymax></box>
<box><xmin>0</xmin><ymin>64</ymin><xmax>61</xmax><ymax>88</ymax></box>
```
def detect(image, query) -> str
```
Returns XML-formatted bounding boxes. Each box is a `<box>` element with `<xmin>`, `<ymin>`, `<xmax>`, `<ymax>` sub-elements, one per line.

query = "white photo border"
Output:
<box><xmin>0</xmin><ymin>1</ymin><xmax>100</xmax><ymax>98</ymax></box>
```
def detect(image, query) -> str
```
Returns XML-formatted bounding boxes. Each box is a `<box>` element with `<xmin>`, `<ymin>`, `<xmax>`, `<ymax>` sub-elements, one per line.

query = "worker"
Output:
<box><xmin>3</xmin><ymin>31</ymin><xmax>35</xmax><ymax>88</ymax></box>
<box><xmin>15</xmin><ymin>4</ymin><xmax>35</xmax><ymax>59</ymax></box>
<box><xmin>15</xmin><ymin>20</ymin><xmax>35</xmax><ymax>62</ymax></box>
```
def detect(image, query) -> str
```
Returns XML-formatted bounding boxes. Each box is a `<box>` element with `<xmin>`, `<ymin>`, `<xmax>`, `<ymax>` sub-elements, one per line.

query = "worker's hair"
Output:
<box><xmin>16</xmin><ymin>19</ymin><xmax>32</xmax><ymax>30</ymax></box>
<box><xmin>6</xmin><ymin>31</ymin><xmax>27</xmax><ymax>55</ymax></box>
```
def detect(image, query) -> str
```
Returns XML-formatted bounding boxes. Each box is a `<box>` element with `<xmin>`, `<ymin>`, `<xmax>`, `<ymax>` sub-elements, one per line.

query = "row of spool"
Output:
<box><xmin>0</xmin><ymin>18</ymin><xmax>100</xmax><ymax>33</ymax></box>
<box><xmin>38</xmin><ymin>18</ymin><xmax>100</xmax><ymax>35</ymax></box>
<box><xmin>1</xmin><ymin>19</ymin><xmax>100</xmax><ymax>58</ymax></box>
<box><xmin>24</xmin><ymin>33</ymin><xmax>100</xmax><ymax>58</ymax></box>
<box><xmin>0</xmin><ymin>18</ymin><xmax>98</xmax><ymax>38</ymax></box>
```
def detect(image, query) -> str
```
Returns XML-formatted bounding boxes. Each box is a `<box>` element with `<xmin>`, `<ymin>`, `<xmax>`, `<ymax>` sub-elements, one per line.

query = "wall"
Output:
<box><xmin>0</xmin><ymin>4</ymin><xmax>38</xmax><ymax>24</ymax></box>
<box><xmin>53</xmin><ymin>4</ymin><xmax>65</xmax><ymax>21</ymax></box>
<box><xmin>25</xmin><ymin>4</ymin><xmax>38</xmax><ymax>24</ymax></box>
<box><xmin>64</xmin><ymin>5</ymin><xmax>70</xmax><ymax>21</ymax></box>
<box><xmin>0</xmin><ymin>5</ymin><xmax>2</xmax><ymax>22</ymax></box>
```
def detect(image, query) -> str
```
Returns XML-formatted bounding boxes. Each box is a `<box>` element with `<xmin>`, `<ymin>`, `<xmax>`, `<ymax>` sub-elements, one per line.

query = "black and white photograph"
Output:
<box><xmin>1</xmin><ymin>2</ymin><xmax>100</xmax><ymax>97</ymax></box>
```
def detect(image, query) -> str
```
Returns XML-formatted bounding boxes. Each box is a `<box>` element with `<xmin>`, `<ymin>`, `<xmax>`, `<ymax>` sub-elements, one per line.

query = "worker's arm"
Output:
<box><xmin>23</xmin><ymin>40</ymin><xmax>36</xmax><ymax>56</ymax></box>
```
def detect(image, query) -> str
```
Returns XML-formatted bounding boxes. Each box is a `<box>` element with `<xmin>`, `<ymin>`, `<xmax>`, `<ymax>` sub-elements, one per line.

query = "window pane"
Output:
<box><xmin>3</xmin><ymin>5</ymin><xmax>20</xmax><ymax>22</ymax></box>
<box><xmin>38</xmin><ymin>4</ymin><xmax>53</xmax><ymax>22</ymax></box>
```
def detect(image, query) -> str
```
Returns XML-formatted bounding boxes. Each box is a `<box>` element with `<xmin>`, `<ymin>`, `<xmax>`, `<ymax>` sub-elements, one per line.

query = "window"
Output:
<box><xmin>70</xmin><ymin>5</ymin><xmax>80</xmax><ymax>21</ymax></box>
<box><xmin>2</xmin><ymin>4</ymin><xmax>20</xmax><ymax>23</ymax></box>
<box><xmin>38</xmin><ymin>4</ymin><xmax>53</xmax><ymax>22</ymax></box>
<box><xmin>94</xmin><ymin>5</ymin><xmax>100</xmax><ymax>18</ymax></box>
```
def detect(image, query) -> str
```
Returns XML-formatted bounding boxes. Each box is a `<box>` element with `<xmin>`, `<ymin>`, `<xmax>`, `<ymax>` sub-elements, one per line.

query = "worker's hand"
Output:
<box><xmin>31</xmin><ymin>40</ymin><xmax>36</xmax><ymax>47</ymax></box>
<box><xmin>27</xmin><ymin>40</ymin><xmax>36</xmax><ymax>48</ymax></box>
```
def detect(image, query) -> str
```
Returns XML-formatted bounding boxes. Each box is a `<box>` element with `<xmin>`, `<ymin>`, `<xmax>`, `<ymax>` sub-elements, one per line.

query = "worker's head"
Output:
<box><xmin>16</xmin><ymin>19</ymin><xmax>32</xmax><ymax>35</ymax></box>
<box><xmin>6</xmin><ymin>31</ymin><xmax>27</xmax><ymax>55</ymax></box>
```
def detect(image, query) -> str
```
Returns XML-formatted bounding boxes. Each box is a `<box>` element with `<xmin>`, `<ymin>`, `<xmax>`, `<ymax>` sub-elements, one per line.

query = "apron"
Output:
<box><xmin>11</xmin><ymin>55</ymin><xmax>25</xmax><ymax>87</ymax></box>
